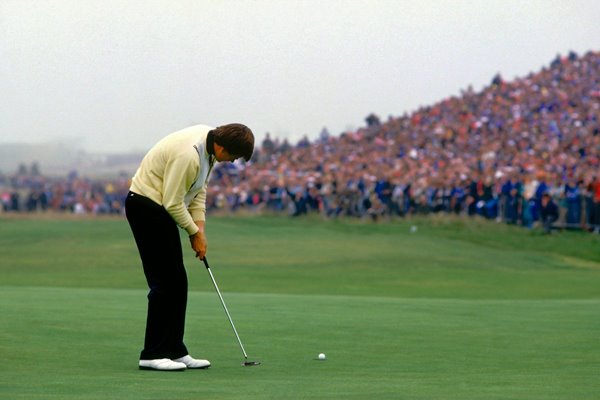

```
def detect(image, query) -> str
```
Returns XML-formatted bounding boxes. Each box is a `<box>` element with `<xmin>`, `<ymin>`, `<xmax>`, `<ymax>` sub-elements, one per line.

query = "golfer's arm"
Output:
<box><xmin>162</xmin><ymin>158</ymin><xmax>199</xmax><ymax>236</ymax></box>
<box><xmin>187</xmin><ymin>186</ymin><xmax>207</xmax><ymax>224</ymax></box>
<box><xmin>189</xmin><ymin>219</ymin><xmax>206</xmax><ymax>255</ymax></box>
<box><xmin>194</xmin><ymin>220</ymin><xmax>205</xmax><ymax>234</ymax></box>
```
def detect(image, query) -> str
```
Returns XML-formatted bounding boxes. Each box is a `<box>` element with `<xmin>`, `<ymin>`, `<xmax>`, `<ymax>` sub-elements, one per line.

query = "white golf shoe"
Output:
<box><xmin>139</xmin><ymin>358</ymin><xmax>187</xmax><ymax>371</ymax></box>
<box><xmin>174</xmin><ymin>355</ymin><xmax>211</xmax><ymax>369</ymax></box>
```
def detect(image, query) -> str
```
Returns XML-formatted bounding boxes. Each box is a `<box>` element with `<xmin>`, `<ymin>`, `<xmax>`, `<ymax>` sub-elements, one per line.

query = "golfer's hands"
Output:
<box><xmin>190</xmin><ymin>221</ymin><xmax>207</xmax><ymax>259</ymax></box>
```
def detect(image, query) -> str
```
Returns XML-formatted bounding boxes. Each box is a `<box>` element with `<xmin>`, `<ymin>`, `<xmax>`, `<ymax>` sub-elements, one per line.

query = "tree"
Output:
<box><xmin>31</xmin><ymin>162</ymin><xmax>41</xmax><ymax>176</ymax></box>
<box><xmin>17</xmin><ymin>163</ymin><xmax>27</xmax><ymax>175</ymax></box>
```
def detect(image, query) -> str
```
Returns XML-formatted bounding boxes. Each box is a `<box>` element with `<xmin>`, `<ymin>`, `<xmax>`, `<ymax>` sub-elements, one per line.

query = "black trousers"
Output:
<box><xmin>125</xmin><ymin>191</ymin><xmax>189</xmax><ymax>360</ymax></box>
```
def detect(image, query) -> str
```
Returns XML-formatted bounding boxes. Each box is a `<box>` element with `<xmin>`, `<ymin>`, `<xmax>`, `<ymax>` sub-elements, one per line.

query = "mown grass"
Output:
<box><xmin>0</xmin><ymin>214</ymin><xmax>599</xmax><ymax>399</ymax></box>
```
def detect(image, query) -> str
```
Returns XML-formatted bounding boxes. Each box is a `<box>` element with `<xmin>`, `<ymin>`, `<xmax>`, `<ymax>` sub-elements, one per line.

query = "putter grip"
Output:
<box><xmin>202</xmin><ymin>257</ymin><xmax>210</xmax><ymax>269</ymax></box>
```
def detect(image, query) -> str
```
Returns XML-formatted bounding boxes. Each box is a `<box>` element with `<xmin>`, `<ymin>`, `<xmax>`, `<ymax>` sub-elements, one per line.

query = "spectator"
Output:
<box><xmin>564</xmin><ymin>179</ymin><xmax>583</xmax><ymax>227</ymax></box>
<box><xmin>540</xmin><ymin>193</ymin><xmax>560</xmax><ymax>233</ymax></box>
<box><xmin>593</xmin><ymin>176</ymin><xmax>600</xmax><ymax>233</ymax></box>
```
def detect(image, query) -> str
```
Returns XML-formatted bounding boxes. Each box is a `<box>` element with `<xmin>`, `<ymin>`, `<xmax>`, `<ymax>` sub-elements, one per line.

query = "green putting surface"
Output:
<box><xmin>1</xmin><ymin>215</ymin><xmax>599</xmax><ymax>399</ymax></box>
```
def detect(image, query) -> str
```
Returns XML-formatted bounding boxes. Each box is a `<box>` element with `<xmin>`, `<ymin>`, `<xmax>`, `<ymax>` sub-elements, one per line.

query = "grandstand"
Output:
<box><xmin>2</xmin><ymin>51</ymin><xmax>600</xmax><ymax>232</ymax></box>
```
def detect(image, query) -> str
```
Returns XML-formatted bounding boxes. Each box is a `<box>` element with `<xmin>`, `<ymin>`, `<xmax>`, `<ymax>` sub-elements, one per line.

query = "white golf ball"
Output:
<box><xmin>410</xmin><ymin>225</ymin><xmax>418</xmax><ymax>233</ymax></box>
<box><xmin>318</xmin><ymin>353</ymin><xmax>326</xmax><ymax>360</ymax></box>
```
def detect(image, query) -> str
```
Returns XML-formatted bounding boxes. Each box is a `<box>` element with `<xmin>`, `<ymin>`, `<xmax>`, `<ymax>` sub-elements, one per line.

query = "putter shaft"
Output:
<box><xmin>203</xmin><ymin>257</ymin><xmax>248</xmax><ymax>359</ymax></box>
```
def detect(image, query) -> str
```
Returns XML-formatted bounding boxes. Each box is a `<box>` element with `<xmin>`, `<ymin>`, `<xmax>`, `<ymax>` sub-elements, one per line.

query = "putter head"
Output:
<box><xmin>242</xmin><ymin>361</ymin><xmax>261</xmax><ymax>366</ymax></box>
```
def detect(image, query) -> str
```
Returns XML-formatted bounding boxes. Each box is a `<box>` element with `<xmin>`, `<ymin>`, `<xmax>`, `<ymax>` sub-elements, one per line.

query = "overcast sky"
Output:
<box><xmin>1</xmin><ymin>0</ymin><xmax>599</xmax><ymax>153</ymax></box>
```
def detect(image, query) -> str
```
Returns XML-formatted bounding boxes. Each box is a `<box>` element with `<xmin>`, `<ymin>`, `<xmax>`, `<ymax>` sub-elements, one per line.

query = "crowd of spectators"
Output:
<box><xmin>2</xmin><ymin>51</ymin><xmax>600</xmax><ymax>233</ymax></box>
<box><xmin>0</xmin><ymin>171</ymin><xmax>130</xmax><ymax>215</ymax></box>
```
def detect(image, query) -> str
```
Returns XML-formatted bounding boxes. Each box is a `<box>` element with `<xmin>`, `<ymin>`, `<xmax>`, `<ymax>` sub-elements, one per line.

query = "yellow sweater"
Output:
<box><xmin>130</xmin><ymin>125</ymin><xmax>216</xmax><ymax>236</ymax></box>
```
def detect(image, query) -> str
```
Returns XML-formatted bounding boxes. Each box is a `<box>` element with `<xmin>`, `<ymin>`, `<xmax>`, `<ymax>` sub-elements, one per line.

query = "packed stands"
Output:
<box><xmin>2</xmin><ymin>51</ymin><xmax>599</xmax><ymax>232</ymax></box>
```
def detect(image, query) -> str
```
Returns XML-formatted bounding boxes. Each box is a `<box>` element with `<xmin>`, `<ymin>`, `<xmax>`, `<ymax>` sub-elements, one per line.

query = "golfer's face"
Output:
<box><xmin>215</xmin><ymin>148</ymin><xmax>238</xmax><ymax>162</ymax></box>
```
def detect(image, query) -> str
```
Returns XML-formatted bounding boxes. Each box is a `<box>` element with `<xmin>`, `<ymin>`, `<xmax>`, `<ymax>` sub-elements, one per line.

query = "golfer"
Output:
<box><xmin>125</xmin><ymin>123</ymin><xmax>254</xmax><ymax>371</ymax></box>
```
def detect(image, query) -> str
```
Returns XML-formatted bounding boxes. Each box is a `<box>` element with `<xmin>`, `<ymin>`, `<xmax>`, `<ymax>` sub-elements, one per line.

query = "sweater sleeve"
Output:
<box><xmin>187</xmin><ymin>186</ymin><xmax>207</xmax><ymax>223</ymax></box>
<box><xmin>161</xmin><ymin>153</ymin><xmax>200</xmax><ymax>236</ymax></box>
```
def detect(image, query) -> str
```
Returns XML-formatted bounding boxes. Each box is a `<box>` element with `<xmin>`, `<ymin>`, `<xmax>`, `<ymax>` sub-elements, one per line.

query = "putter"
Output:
<box><xmin>202</xmin><ymin>257</ymin><xmax>260</xmax><ymax>366</ymax></box>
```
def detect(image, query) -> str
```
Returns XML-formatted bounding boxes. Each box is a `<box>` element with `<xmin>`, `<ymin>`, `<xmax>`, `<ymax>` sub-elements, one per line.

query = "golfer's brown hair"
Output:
<box><xmin>212</xmin><ymin>123</ymin><xmax>255</xmax><ymax>161</ymax></box>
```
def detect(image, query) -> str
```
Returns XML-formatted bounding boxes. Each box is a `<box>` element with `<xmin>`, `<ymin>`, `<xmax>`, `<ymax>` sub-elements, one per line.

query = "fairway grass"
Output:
<box><xmin>1</xmin><ymin>215</ymin><xmax>599</xmax><ymax>399</ymax></box>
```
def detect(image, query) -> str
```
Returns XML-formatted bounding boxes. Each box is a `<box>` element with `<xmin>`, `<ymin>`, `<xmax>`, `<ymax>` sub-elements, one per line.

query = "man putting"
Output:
<box><xmin>125</xmin><ymin>123</ymin><xmax>254</xmax><ymax>371</ymax></box>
